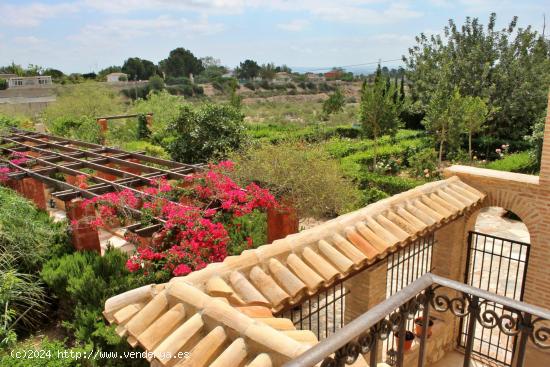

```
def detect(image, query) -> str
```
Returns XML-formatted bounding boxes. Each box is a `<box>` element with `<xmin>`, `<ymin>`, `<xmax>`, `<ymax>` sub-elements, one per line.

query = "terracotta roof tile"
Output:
<box><xmin>104</xmin><ymin>176</ymin><xmax>485</xmax><ymax>366</ymax></box>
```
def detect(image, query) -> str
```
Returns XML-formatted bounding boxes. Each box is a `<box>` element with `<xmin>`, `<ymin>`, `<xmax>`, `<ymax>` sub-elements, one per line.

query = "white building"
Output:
<box><xmin>7</xmin><ymin>76</ymin><xmax>52</xmax><ymax>88</ymax></box>
<box><xmin>106</xmin><ymin>72</ymin><xmax>127</xmax><ymax>83</ymax></box>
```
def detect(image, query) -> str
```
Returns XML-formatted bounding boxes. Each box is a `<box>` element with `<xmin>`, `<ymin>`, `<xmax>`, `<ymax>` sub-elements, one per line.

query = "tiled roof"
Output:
<box><xmin>104</xmin><ymin>176</ymin><xmax>485</xmax><ymax>366</ymax></box>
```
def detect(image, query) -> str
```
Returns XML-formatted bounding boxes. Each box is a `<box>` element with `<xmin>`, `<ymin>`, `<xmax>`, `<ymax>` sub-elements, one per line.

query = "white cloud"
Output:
<box><xmin>13</xmin><ymin>36</ymin><xmax>42</xmax><ymax>45</ymax></box>
<box><xmin>0</xmin><ymin>2</ymin><xmax>79</xmax><ymax>27</ymax></box>
<box><xmin>277</xmin><ymin>19</ymin><xmax>309</xmax><ymax>31</ymax></box>
<box><xmin>69</xmin><ymin>16</ymin><xmax>224</xmax><ymax>45</ymax></box>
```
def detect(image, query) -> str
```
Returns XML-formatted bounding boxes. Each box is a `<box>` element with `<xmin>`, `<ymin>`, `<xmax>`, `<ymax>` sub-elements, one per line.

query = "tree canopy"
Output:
<box><xmin>236</xmin><ymin>59</ymin><xmax>260</xmax><ymax>80</ymax></box>
<box><xmin>121</xmin><ymin>57</ymin><xmax>158</xmax><ymax>81</ymax></box>
<box><xmin>404</xmin><ymin>13</ymin><xmax>550</xmax><ymax>143</ymax></box>
<box><xmin>160</xmin><ymin>48</ymin><xmax>204</xmax><ymax>79</ymax></box>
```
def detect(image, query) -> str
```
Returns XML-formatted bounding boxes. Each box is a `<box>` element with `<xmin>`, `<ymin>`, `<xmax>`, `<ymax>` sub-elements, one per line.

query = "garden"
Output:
<box><xmin>0</xmin><ymin>13</ymin><xmax>549</xmax><ymax>366</ymax></box>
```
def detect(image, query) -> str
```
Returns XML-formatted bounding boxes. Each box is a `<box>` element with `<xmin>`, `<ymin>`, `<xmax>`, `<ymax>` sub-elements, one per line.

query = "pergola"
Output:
<box><xmin>0</xmin><ymin>128</ymin><xmax>203</xmax><ymax>238</ymax></box>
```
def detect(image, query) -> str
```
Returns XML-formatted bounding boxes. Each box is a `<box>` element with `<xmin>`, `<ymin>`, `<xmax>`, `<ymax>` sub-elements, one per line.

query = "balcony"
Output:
<box><xmin>282</xmin><ymin>273</ymin><xmax>550</xmax><ymax>367</ymax></box>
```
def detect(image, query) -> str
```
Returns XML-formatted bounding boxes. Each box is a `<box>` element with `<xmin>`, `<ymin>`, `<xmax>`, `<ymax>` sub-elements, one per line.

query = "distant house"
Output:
<box><xmin>106</xmin><ymin>72</ymin><xmax>127</xmax><ymax>83</ymax></box>
<box><xmin>273</xmin><ymin>72</ymin><xmax>292</xmax><ymax>84</ymax></box>
<box><xmin>305</xmin><ymin>72</ymin><xmax>325</xmax><ymax>82</ymax></box>
<box><xmin>324</xmin><ymin>70</ymin><xmax>343</xmax><ymax>80</ymax></box>
<box><xmin>0</xmin><ymin>73</ymin><xmax>17</xmax><ymax>80</ymax></box>
<box><xmin>7</xmin><ymin>75</ymin><xmax>52</xmax><ymax>88</ymax></box>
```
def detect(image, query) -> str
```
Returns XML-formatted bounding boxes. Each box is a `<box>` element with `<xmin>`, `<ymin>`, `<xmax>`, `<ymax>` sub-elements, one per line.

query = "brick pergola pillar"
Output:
<box><xmin>98</xmin><ymin>118</ymin><xmax>108</xmax><ymax>144</ymax></box>
<box><xmin>21</xmin><ymin>177</ymin><xmax>47</xmax><ymax>210</ymax></box>
<box><xmin>65</xmin><ymin>198</ymin><xmax>101</xmax><ymax>252</ymax></box>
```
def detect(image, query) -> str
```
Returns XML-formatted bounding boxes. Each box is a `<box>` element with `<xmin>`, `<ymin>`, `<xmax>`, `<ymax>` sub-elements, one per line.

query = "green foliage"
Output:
<box><xmin>148</xmin><ymin>75</ymin><xmax>165</xmax><ymax>92</ymax></box>
<box><xmin>0</xmin><ymin>114</ymin><xmax>21</xmax><ymax>133</ymax></box>
<box><xmin>485</xmin><ymin>151</ymin><xmax>537</xmax><ymax>173</ymax></box>
<box><xmin>422</xmin><ymin>88</ymin><xmax>463</xmax><ymax>164</ymax></box>
<box><xmin>259</xmin><ymin>63</ymin><xmax>277</xmax><ymax>81</ymax></box>
<box><xmin>122</xmin><ymin>57</ymin><xmax>158</xmax><ymax>81</ymax></box>
<box><xmin>48</xmin><ymin>116</ymin><xmax>102</xmax><ymax>143</ymax></box>
<box><xmin>225</xmin><ymin>210</ymin><xmax>267</xmax><ymax>256</ymax></box>
<box><xmin>461</xmin><ymin>95</ymin><xmax>489</xmax><ymax>159</ymax></box>
<box><xmin>40</xmin><ymin>249</ymin><xmax>147</xmax><ymax>366</ymax></box>
<box><xmin>236</xmin><ymin>59</ymin><xmax>260</xmax><ymax>80</ymax></box>
<box><xmin>322</xmin><ymin>89</ymin><xmax>346</xmax><ymax>118</ymax></box>
<box><xmin>0</xmin><ymin>187</ymin><xmax>70</xmax><ymax>273</ymax></box>
<box><xmin>0</xmin><ymin>256</ymin><xmax>47</xmax><ymax>348</ymax></box>
<box><xmin>42</xmin><ymin>84</ymin><xmax>124</xmax><ymax>138</ymax></box>
<box><xmin>131</xmin><ymin>91</ymin><xmax>183</xmax><ymax>141</ymax></box>
<box><xmin>525</xmin><ymin>114</ymin><xmax>545</xmax><ymax>169</ymax></box>
<box><xmin>359</xmin><ymin>73</ymin><xmax>402</xmax><ymax>166</ymax></box>
<box><xmin>1</xmin><ymin>338</ymin><xmax>94</xmax><ymax>367</ymax></box>
<box><xmin>160</xmin><ymin>47</ymin><xmax>204</xmax><ymax>79</ymax></box>
<box><xmin>405</xmin><ymin>13</ymin><xmax>550</xmax><ymax>142</ymax></box>
<box><xmin>167</xmin><ymin>103</ymin><xmax>247</xmax><ymax>164</ymax></box>
<box><xmin>408</xmin><ymin>148</ymin><xmax>439</xmax><ymax>178</ymax></box>
<box><xmin>121</xmin><ymin>140</ymin><xmax>169</xmax><ymax>159</ymax></box>
<box><xmin>0</xmin><ymin>78</ymin><xmax>7</xmax><ymax>90</ymax></box>
<box><xmin>229</xmin><ymin>141</ymin><xmax>362</xmax><ymax>218</ymax></box>
<box><xmin>136</xmin><ymin>114</ymin><xmax>151</xmax><ymax>140</ymax></box>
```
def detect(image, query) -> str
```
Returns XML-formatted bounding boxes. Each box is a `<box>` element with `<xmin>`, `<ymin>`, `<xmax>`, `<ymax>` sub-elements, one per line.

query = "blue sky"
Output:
<box><xmin>0</xmin><ymin>0</ymin><xmax>548</xmax><ymax>73</ymax></box>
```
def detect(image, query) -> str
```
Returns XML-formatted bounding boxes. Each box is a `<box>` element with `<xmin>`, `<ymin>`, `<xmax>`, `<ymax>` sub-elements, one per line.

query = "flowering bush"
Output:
<box><xmin>77</xmin><ymin>161</ymin><xmax>277</xmax><ymax>279</ymax></box>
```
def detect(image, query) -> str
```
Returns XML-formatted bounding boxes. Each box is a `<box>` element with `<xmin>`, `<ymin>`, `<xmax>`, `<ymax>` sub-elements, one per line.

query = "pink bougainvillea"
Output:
<box><xmin>75</xmin><ymin>161</ymin><xmax>277</xmax><ymax>278</ymax></box>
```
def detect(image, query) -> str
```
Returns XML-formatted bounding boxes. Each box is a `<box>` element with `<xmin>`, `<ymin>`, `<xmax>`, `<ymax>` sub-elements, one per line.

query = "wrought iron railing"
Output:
<box><xmin>282</xmin><ymin>273</ymin><xmax>550</xmax><ymax>367</ymax></box>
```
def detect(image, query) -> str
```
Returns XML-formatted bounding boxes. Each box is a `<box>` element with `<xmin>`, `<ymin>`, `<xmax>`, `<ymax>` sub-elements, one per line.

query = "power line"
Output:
<box><xmin>303</xmin><ymin>58</ymin><xmax>403</xmax><ymax>72</ymax></box>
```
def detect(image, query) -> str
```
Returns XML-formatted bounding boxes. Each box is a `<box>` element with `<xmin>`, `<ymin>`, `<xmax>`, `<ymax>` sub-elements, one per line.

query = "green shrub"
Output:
<box><xmin>1</xmin><ymin>338</ymin><xmax>94</xmax><ymax>367</ymax></box>
<box><xmin>47</xmin><ymin>116</ymin><xmax>102</xmax><ymax>144</ymax></box>
<box><xmin>131</xmin><ymin>91</ymin><xmax>183</xmax><ymax>142</ymax></box>
<box><xmin>121</xmin><ymin>140</ymin><xmax>170</xmax><ymax>159</ymax></box>
<box><xmin>41</xmin><ymin>248</ymin><xmax>147</xmax><ymax>367</ymax></box>
<box><xmin>136</xmin><ymin>114</ymin><xmax>151</xmax><ymax>140</ymax></box>
<box><xmin>408</xmin><ymin>148</ymin><xmax>438</xmax><ymax>178</ymax></box>
<box><xmin>485</xmin><ymin>151</ymin><xmax>537</xmax><ymax>173</ymax></box>
<box><xmin>0</xmin><ymin>187</ymin><xmax>70</xmax><ymax>273</ymax></box>
<box><xmin>42</xmin><ymin>83</ymin><xmax>123</xmax><ymax>125</ymax></box>
<box><xmin>0</xmin><ymin>78</ymin><xmax>7</xmax><ymax>90</ymax></box>
<box><xmin>167</xmin><ymin>103</ymin><xmax>247</xmax><ymax>164</ymax></box>
<box><xmin>0</xmin><ymin>256</ymin><xmax>47</xmax><ymax>349</ymax></box>
<box><xmin>224</xmin><ymin>210</ymin><xmax>267</xmax><ymax>256</ymax></box>
<box><xmin>229</xmin><ymin>141</ymin><xmax>362</xmax><ymax>218</ymax></box>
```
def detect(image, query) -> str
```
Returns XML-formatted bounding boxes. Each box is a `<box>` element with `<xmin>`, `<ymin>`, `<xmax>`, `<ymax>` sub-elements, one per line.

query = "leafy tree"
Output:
<box><xmin>160</xmin><ymin>48</ymin><xmax>204</xmax><ymax>79</ymax></box>
<box><xmin>359</xmin><ymin>75</ymin><xmax>402</xmax><ymax>167</ymax></box>
<box><xmin>148</xmin><ymin>75</ymin><xmax>165</xmax><ymax>92</ymax></box>
<box><xmin>236</xmin><ymin>59</ymin><xmax>260</xmax><ymax>80</ymax></box>
<box><xmin>422</xmin><ymin>88</ymin><xmax>464</xmax><ymax>164</ymax></box>
<box><xmin>167</xmin><ymin>103</ymin><xmax>247</xmax><ymax>163</ymax></box>
<box><xmin>322</xmin><ymin>88</ymin><xmax>346</xmax><ymax>118</ymax></box>
<box><xmin>462</xmin><ymin>96</ymin><xmax>489</xmax><ymax>160</ymax></box>
<box><xmin>197</xmin><ymin>56</ymin><xmax>227</xmax><ymax>83</ymax></box>
<box><xmin>122</xmin><ymin>57</ymin><xmax>158</xmax><ymax>81</ymax></box>
<box><xmin>275</xmin><ymin>65</ymin><xmax>292</xmax><ymax>73</ymax></box>
<box><xmin>404</xmin><ymin>13</ymin><xmax>550</xmax><ymax>142</ymax></box>
<box><xmin>259</xmin><ymin>63</ymin><xmax>276</xmax><ymax>81</ymax></box>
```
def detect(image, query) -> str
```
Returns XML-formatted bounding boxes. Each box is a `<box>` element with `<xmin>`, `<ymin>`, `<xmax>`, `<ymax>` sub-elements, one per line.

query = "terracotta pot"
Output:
<box><xmin>414</xmin><ymin>317</ymin><xmax>434</xmax><ymax>338</ymax></box>
<box><xmin>394</xmin><ymin>331</ymin><xmax>415</xmax><ymax>351</ymax></box>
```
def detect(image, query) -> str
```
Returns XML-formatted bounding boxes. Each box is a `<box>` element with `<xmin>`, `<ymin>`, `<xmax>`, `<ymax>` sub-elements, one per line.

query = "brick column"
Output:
<box><xmin>267</xmin><ymin>201</ymin><xmax>299</xmax><ymax>243</ymax></box>
<box><xmin>21</xmin><ymin>177</ymin><xmax>47</xmax><ymax>210</ymax></box>
<box><xmin>98</xmin><ymin>118</ymin><xmax>108</xmax><ymax>144</ymax></box>
<box><xmin>344</xmin><ymin>260</ymin><xmax>387</xmax><ymax>362</ymax></box>
<box><xmin>146</xmin><ymin>114</ymin><xmax>153</xmax><ymax>129</ymax></box>
<box><xmin>540</xmin><ymin>91</ymin><xmax>550</xmax><ymax>184</ymax></box>
<box><xmin>430</xmin><ymin>216</ymin><xmax>469</xmax><ymax>361</ymax></box>
<box><xmin>65</xmin><ymin>198</ymin><xmax>101</xmax><ymax>252</ymax></box>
